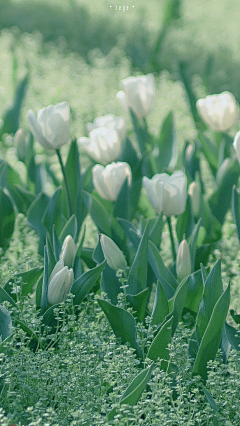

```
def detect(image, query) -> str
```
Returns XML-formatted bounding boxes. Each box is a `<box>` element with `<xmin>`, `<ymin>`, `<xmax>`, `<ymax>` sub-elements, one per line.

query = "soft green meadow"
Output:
<box><xmin>1</xmin><ymin>1</ymin><xmax>240</xmax><ymax>425</ymax></box>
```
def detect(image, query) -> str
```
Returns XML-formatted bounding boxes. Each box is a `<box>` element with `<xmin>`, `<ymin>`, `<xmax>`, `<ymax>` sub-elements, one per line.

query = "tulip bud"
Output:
<box><xmin>27</xmin><ymin>101</ymin><xmax>70</xmax><ymax>150</ymax></box>
<box><xmin>189</xmin><ymin>182</ymin><xmax>200</xmax><ymax>218</ymax></box>
<box><xmin>117</xmin><ymin>74</ymin><xmax>154</xmax><ymax>119</ymax></box>
<box><xmin>14</xmin><ymin>129</ymin><xmax>27</xmax><ymax>162</ymax></box>
<box><xmin>176</xmin><ymin>240</ymin><xmax>191</xmax><ymax>282</ymax></box>
<box><xmin>92</xmin><ymin>162</ymin><xmax>131</xmax><ymax>201</ymax></box>
<box><xmin>196</xmin><ymin>91</ymin><xmax>237</xmax><ymax>132</ymax></box>
<box><xmin>143</xmin><ymin>171</ymin><xmax>187</xmax><ymax>216</ymax></box>
<box><xmin>100</xmin><ymin>234</ymin><xmax>127</xmax><ymax>271</ymax></box>
<box><xmin>233</xmin><ymin>131</ymin><xmax>240</xmax><ymax>164</ymax></box>
<box><xmin>48</xmin><ymin>265</ymin><xmax>74</xmax><ymax>305</ymax></box>
<box><xmin>60</xmin><ymin>235</ymin><xmax>77</xmax><ymax>268</ymax></box>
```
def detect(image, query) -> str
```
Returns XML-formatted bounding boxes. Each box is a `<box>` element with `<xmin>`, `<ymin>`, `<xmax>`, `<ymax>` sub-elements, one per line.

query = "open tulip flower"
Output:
<box><xmin>27</xmin><ymin>101</ymin><xmax>70</xmax><ymax>149</ymax></box>
<box><xmin>143</xmin><ymin>171</ymin><xmax>187</xmax><ymax>216</ymax></box>
<box><xmin>196</xmin><ymin>91</ymin><xmax>237</xmax><ymax>132</ymax></box>
<box><xmin>86</xmin><ymin>114</ymin><xmax>126</xmax><ymax>144</ymax></box>
<box><xmin>79</xmin><ymin>126</ymin><xmax>123</xmax><ymax>166</ymax></box>
<box><xmin>117</xmin><ymin>74</ymin><xmax>154</xmax><ymax>119</ymax></box>
<box><xmin>92</xmin><ymin>161</ymin><xmax>131</xmax><ymax>201</ymax></box>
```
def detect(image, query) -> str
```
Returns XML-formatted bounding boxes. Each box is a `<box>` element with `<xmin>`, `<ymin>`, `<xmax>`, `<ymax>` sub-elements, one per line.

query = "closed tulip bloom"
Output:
<box><xmin>100</xmin><ymin>234</ymin><xmax>127</xmax><ymax>271</ymax></box>
<box><xmin>233</xmin><ymin>131</ymin><xmax>240</xmax><ymax>164</ymax></box>
<box><xmin>176</xmin><ymin>240</ymin><xmax>191</xmax><ymax>281</ymax></box>
<box><xmin>143</xmin><ymin>171</ymin><xmax>187</xmax><ymax>216</ymax></box>
<box><xmin>189</xmin><ymin>181</ymin><xmax>200</xmax><ymax>218</ymax></box>
<box><xmin>117</xmin><ymin>74</ymin><xmax>154</xmax><ymax>119</ymax></box>
<box><xmin>27</xmin><ymin>101</ymin><xmax>70</xmax><ymax>149</ymax></box>
<box><xmin>79</xmin><ymin>126</ymin><xmax>122</xmax><ymax>165</ymax></box>
<box><xmin>48</xmin><ymin>261</ymin><xmax>74</xmax><ymax>305</ymax></box>
<box><xmin>196</xmin><ymin>92</ymin><xmax>237</xmax><ymax>132</ymax></box>
<box><xmin>60</xmin><ymin>235</ymin><xmax>77</xmax><ymax>268</ymax></box>
<box><xmin>92</xmin><ymin>162</ymin><xmax>131</xmax><ymax>201</ymax></box>
<box><xmin>86</xmin><ymin>114</ymin><xmax>126</xmax><ymax>143</ymax></box>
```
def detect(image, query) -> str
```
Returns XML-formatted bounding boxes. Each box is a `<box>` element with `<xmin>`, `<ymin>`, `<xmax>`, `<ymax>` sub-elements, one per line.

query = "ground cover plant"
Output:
<box><xmin>1</xmin><ymin>0</ymin><xmax>240</xmax><ymax>425</ymax></box>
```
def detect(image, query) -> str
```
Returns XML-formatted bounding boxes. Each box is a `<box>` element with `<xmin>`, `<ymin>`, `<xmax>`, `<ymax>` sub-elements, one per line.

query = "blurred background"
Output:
<box><xmin>0</xmin><ymin>0</ymin><xmax>240</xmax><ymax>143</ymax></box>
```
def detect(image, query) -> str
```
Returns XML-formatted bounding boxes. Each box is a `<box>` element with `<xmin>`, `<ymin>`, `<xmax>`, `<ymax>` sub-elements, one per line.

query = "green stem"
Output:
<box><xmin>167</xmin><ymin>216</ymin><xmax>176</xmax><ymax>262</ymax></box>
<box><xmin>56</xmin><ymin>149</ymin><xmax>72</xmax><ymax>218</ymax></box>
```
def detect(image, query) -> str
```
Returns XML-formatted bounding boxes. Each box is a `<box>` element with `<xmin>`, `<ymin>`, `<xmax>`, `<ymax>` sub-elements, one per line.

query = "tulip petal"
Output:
<box><xmin>27</xmin><ymin>109</ymin><xmax>53</xmax><ymax>149</ymax></box>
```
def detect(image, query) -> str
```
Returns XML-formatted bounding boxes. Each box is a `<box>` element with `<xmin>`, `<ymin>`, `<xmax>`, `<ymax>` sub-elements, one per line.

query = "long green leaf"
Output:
<box><xmin>193</xmin><ymin>283</ymin><xmax>230</xmax><ymax>382</ymax></box>
<box><xmin>155</xmin><ymin>111</ymin><xmax>177</xmax><ymax>172</ymax></box>
<box><xmin>4</xmin><ymin>267</ymin><xmax>43</xmax><ymax>301</ymax></box>
<box><xmin>127</xmin><ymin>222</ymin><xmax>149</xmax><ymax>295</ymax></box>
<box><xmin>71</xmin><ymin>261</ymin><xmax>106</xmax><ymax>305</ymax></box>
<box><xmin>232</xmin><ymin>185</ymin><xmax>240</xmax><ymax>243</ymax></box>
<box><xmin>147</xmin><ymin>315</ymin><xmax>173</xmax><ymax>368</ymax></box>
<box><xmin>0</xmin><ymin>304</ymin><xmax>12</xmax><ymax>342</ymax></box>
<box><xmin>108</xmin><ymin>364</ymin><xmax>154</xmax><ymax>421</ymax></box>
<box><xmin>98</xmin><ymin>299</ymin><xmax>142</xmax><ymax>359</ymax></box>
<box><xmin>0</xmin><ymin>188</ymin><xmax>15</xmax><ymax>252</ymax></box>
<box><xmin>151</xmin><ymin>281</ymin><xmax>169</xmax><ymax>327</ymax></box>
<box><xmin>126</xmin><ymin>288</ymin><xmax>149</xmax><ymax>323</ymax></box>
<box><xmin>82</xmin><ymin>191</ymin><xmax>111</xmax><ymax>236</ymax></box>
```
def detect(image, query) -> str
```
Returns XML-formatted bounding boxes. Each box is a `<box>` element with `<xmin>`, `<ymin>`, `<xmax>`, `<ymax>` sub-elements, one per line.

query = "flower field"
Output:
<box><xmin>1</xmin><ymin>1</ymin><xmax>240</xmax><ymax>425</ymax></box>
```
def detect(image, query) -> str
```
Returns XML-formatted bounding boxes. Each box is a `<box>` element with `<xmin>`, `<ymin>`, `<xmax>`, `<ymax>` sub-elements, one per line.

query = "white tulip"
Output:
<box><xmin>196</xmin><ymin>91</ymin><xmax>237</xmax><ymax>132</ymax></box>
<box><xmin>100</xmin><ymin>234</ymin><xmax>127</xmax><ymax>271</ymax></box>
<box><xmin>143</xmin><ymin>171</ymin><xmax>187</xmax><ymax>216</ymax></box>
<box><xmin>60</xmin><ymin>235</ymin><xmax>77</xmax><ymax>268</ymax></box>
<box><xmin>48</xmin><ymin>260</ymin><xmax>74</xmax><ymax>305</ymax></box>
<box><xmin>176</xmin><ymin>240</ymin><xmax>191</xmax><ymax>282</ymax></box>
<box><xmin>27</xmin><ymin>101</ymin><xmax>70</xmax><ymax>150</ymax></box>
<box><xmin>233</xmin><ymin>131</ymin><xmax>240</xmax><ymax>164</ymax></box>
<box><xmin>79</xmin><ymin>126</ymin><xmax>122</xmax><ymax>166</ymax></box>
<box><xmin>92</xmin><ymin>162</ymin><xmax>131</xmax><ymax>201</ymax></box>
<box><xmin>117</xmin><ymin>74</ymin><xmax>154</xmax><ymax>119</ymax></box>
<box><xmin>86</xmin><ymin>114</ymin><xmax>126</xmax><ymax>143</ymax></box>
<box><xmin>188</xmin><ymin>181</ymin><xmax>200</xmax><ymax>218</ymax></box>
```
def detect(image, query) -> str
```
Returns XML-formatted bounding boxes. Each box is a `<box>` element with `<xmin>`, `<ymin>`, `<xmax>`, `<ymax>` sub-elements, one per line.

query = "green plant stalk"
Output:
<box><xmin>167</xmin><ymin>216</ymin><xmax>176</xmax><ymax>262</ymax></box>
<box><xmin>56</xmin><ymin>148</ymin><xmax>72</xmax><ymax>218</ymax></box>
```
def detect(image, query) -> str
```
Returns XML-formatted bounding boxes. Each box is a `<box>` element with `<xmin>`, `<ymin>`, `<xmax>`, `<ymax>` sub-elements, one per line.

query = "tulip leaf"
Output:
<box><xmin>82</xmin><ymin>190</ymin><xmax>112</xmax><ymax>236</ymax></box>
<box><xmin>194</xmin><ymin>243</ymin><xmax>212</xmax><ymax>270</ymax></box>
<box><xmin>27</xmin><ymin>192</ymin><xmax>49</xmax><ymax>255</ymax></box>
<box><xmin>81</xmin><ymin>247</ymin><xmax>96</xmax><ymax>269</ymax></box>
<box><xmin>0</xmin><ymin>287</ymin><xmax>17</xmax><ymax>308</ymax></box>
<box><xmin>155</xmin><ymin>111</ymin><xmax>177</xmax><ymax>173</ymax></box>
<box><xmin>221</xmin><ymin>323</ymin><xmax>231</xmax><ymax>363</ymax></box>
<box><xmin>208</xmin><ymin>158</ymin><xmax>239</xmax><ymax>225</ymax></box>
<box><xmin>178</xmin><ymin>62</ymin><xmax>206</xmax><ymax>131</ymax></box>
<box><xmin>0</xmin><ymin>161</ymin><xmax>31</xmax><ymax>214</ymax></box>
<box><xmin>98</xmin><ymin>299</ymin><xmax>143</xmax><ymax>359</ymax></box>
<box><xmin>0</xmin><ymin>304</ymin><xmax>12</xmax><ymax>342</ymax></box>
<box><xmin>42</xmin><ymin>186</ymin><xmax>63</xmax><ymax>234</ymax></box>
<box><xmin>14</xmin><ymin>320</ymin><xmax>39</xmax><ymax>351</ymax></box>
<box><xmin>40</xmin><ymin>246</ymin><xmax>49</xmax><ymax>312</ymax></box>
<box><xmin>196</xmin><ymin>259</ymin><xmax>223</xmax><ymax>344</ymax></box>
<box><xmin>117</xmin><ymin>218</ymin><xmax>140</xmax><ymax>249</ymax></box>
<box><xmin>149</xmin><ymin>213</ymin><xmax>164</xmax><ymax>248</ymax></box>
<box><xmin>176</xmin><ymin>194</ymin><xmax>195</xmax><ymax>243</ymax></box>
<box><xmin>184</xmin><ymin>269</ymin><xmax>203</xmax><ymax>314</ymax></box>
<box><xmin>170</xmin><ymin>276</ymin><xmax>189</xmax><ymax>335</ymax></box>
<box><xmin>12</xmin><ymin>184</ymin><xmax>36</xmax><ymax>214</ymax></box>
<box><xmin>0</xmin><ymin>188</ymin><xmax>15</xmax><ymax>252</ymax></box>
<box><xmin>126</xmin><ymin>288</ymin><xmax>149</xmax><ymax>323</ymax></box>
<box><xmin>192</xmin><ymin>283</ymin><xmax>230</xmax><ymax>382</ymax></box>
<box><xmin>0</xmin><ymin>73</ymin><xmax>29</xmax><ymax>138</ymax></box>
<box><xmin>59</xmin><ymin>214</ymin><xmax>78</xmax><ymax>244</ymax></box>
<box><xmin>113</xmin><ymin>177</ymin><xmax>130</xmax><ymax>220</ymax></box>
<box><xmin>93</xmin><ymin>237</ymin><xmax>122</xmax><ymax>304</ymax></box>
<box><xmin>225</xmin><ymin>322</ymin><xmax>240</xmax><ymax>351</ymax></box>
<box><xmin>71</xmin><ymin>261</ymin><xmax>106</xmax><ymax>305</ymax></box>
<box><xmin>41</xmin><ymin>303</ymin><xmax>61</xmax><ymax>335</ymax></box>
<box><xmin>151</xmin><ymin>281</ymin><xmax>169</xmax><ymax>327</ymax></box>
<box><xmin>147</xmin><ymin>315</ymin><xmax>173</xmax><ymax>367</ymax></box>
<box><xmin>197</xmin><ymin>132</ymin><xmax>218</xmax><ymax>176</ymax></box>
<box><xmin>64</xmin><ymin>139</ymin><xmax>84</xmax><ymax>233</ymax></box>
<box><xmin>3</xmin><ymin>267</ymin><xmax>43</xmax><ymax>301</ymax></box>
<box><xmin>148</xmin><ymin>240</ymin><xmax>178</xmax><ymax>299</ymax></box>
<box><xmin>108</xmin><ymin>364</ymin><xmax>154</xmax><ymax>421</ymax></box>
<box><xmin>127</xmin><ymin>222</ymin><xmax>149</xmax><ymax>295</ymax></box>
<box><xmin>232</xmin><ymin>185</ymin><xmax>240</xmax><ymax>244</ymax></box>
<box><xmin>130</xmin><ymin>109</ymin><xmax>149</xmax><ymax>155</ymax></box>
